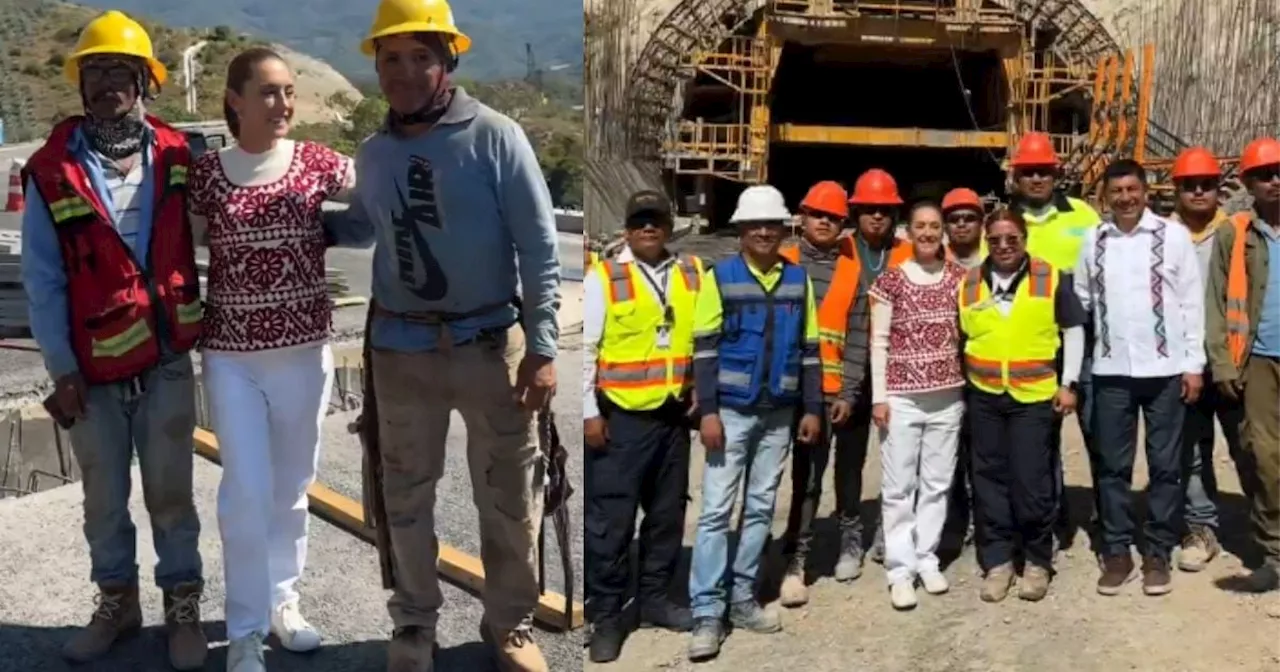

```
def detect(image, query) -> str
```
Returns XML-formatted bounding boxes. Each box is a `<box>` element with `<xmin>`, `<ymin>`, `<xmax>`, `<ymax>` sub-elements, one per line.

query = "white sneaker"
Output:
<box><xmin>226</xmin><ymin>633</ymin><xmax>265</xmax><ymax>672</ymax></box>
<box><xmin>890</xmin><ymin>580</ymin><xmax>918</xmax><ymax>610</ymax></box>
<box><xmin>270</xmin><ymin>601</ymin><xmax>322</xmax><ymax>652</ymax></box>
<box><xmin>920</xmin><ymin>570</ymin><xmax>950</xmax><ymax>595</ymax></box>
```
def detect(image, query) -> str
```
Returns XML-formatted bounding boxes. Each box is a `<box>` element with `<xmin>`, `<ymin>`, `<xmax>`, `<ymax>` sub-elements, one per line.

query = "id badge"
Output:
<box><xmin>655</xmin><ymin>326</ymin><xmax>672</xmax><ymax>350</ymax></box>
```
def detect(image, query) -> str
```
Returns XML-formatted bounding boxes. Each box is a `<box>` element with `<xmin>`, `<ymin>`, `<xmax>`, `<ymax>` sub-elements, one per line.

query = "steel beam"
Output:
<box><xmin>772</xmin><ymin>124</ymin><xmax>1008</xmax><ymax>149</ymax></box>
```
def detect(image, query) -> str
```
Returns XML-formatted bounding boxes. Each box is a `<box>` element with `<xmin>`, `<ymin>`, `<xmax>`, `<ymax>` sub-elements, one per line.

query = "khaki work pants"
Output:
<box><xmin>371</xmin><ymin>325</ymin><xmax>543</xmax><ymax>633</ymax></box>
<box><xmin>1241</xmin><ymin>355</ymin><xmax>1280</xmax><ymax>565</ymax></box>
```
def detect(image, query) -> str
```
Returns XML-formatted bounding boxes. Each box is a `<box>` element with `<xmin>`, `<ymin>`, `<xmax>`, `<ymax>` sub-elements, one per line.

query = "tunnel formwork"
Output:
<box><xmin>587</xmin><ymin>0</ymin><xmax>1237</xmax><ymax>232</ymax></box>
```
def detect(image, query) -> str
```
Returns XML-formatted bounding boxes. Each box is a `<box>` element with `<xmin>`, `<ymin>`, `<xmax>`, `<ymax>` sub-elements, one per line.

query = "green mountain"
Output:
<box><xmin>74</xmin><ymin>0</ymin><xmax>583</xmax><ymax>82</ymax></box>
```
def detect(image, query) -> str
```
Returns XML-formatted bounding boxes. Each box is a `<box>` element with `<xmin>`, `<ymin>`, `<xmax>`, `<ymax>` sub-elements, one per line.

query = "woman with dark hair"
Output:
<box><xmin>957</xmin><ymin>209</ymin><xmax>1087</xmax><ymax>603</ymax></box>
<box><xmin>868</xmin><ymin>202</ymin><xmax>967</xmax><ymax>609</ymax></box>
<box><xmin>187</xmin><ymin>46</ymin><xmax>354</xmax><ymax>671</ymax></box>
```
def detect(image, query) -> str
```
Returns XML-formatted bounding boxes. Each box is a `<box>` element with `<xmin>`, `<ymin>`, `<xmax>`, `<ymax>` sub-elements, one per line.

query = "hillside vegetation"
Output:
<box><xmin>0</xmin><ymin>0</ymin><xmax>364</xmax><ymax>143</ymax></box>
<box><xmin>76</xmin><ymin>0</ymin><xmax>583</xmax><ymax>82</ymax></box>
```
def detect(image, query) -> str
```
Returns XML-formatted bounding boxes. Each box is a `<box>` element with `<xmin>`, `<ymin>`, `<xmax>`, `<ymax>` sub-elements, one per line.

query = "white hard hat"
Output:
<box><xmin>730</xmin><ymin>185</ymin><xmax>791</xmax><ymax>224</ymax></box>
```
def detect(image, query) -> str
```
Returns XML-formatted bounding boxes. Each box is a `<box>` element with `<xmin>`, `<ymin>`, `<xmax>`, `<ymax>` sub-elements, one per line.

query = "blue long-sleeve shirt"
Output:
<box><xmin>324</xmin><ymin>87</ymin><xmax>562</xmax><ymax>358</ymax></box>
<box><xmin>20</xmin><ymin>124</ymin><xmax>157</xmax><ymax>379</ymax></box>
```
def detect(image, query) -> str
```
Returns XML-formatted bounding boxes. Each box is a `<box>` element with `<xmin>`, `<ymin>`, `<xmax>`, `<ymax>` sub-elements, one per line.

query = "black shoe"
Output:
<box><xmin>588</xmin><ymin>621</ymin><xmax>625</xmax><ymax>664</ymax></box>
<box><xmin>639</xmin><ymin>599</ymin><xmax>693</xmax><ymax>632</ymax></box>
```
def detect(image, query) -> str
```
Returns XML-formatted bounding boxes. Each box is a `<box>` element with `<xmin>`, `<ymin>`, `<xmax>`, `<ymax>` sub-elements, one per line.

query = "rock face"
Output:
<box><xmin>1080</xmin><ymin>0</ymin><xmax>1280</xmax><ymax>152</ymax></box>
<box><xmin>274</xmin><ymin>43</ymin><xmax>364</xmax><ymax>125</ymax></box>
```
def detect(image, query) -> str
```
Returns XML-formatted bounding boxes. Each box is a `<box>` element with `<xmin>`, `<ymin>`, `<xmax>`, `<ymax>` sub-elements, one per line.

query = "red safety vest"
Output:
<box><xmin>23</xmin><ymin>115</ymin><xmax>202</xmax><ymax>385</ymax></box>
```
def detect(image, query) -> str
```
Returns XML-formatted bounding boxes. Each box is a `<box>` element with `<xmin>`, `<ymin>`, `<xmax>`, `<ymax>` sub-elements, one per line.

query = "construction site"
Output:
<box><xmin>584</xmin><ymin>0</ymin><xmax>1280</xmax><ymax>234</ymax></box>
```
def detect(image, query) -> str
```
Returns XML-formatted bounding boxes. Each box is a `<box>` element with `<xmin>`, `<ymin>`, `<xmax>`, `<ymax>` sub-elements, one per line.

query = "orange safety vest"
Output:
<box><xmin>781</xmin><ymin>236</ymin><xmax>908</xmax><ymax>394</ymax></box>
<box><xmin>1225</xmin><ymin>211</ymin><xmax>1256</xmax><ymax>368</ymax></box>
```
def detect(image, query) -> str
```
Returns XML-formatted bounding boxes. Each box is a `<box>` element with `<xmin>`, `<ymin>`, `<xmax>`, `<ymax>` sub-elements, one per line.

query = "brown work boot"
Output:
<box><xmin>979</xmin><ymin>563</ymin><xmax>1015</xmax><ymax>603</ymax></box>
<box><xmin>1096</xmin><ymin>554</ymin><xmax>1136</xmax><ymax>596</ymax></box>
<box><xmin>1018</xmin><ymin>565</ymin><xmax>1052</xmax><ymax>602</ymax></box>
<box><xmin>1177</xmin><ymin>525</ymin><xmax>1220</xmax><ymax>572</ymax></box>
<box><xmin>480</xmin><ymin>620</ymin><xmax>548</xmax><ymax>672</ymax></box>
<box><xmin>1141</xmin><ymin>556</ymin><xmax>1173</xmax><ymax>596</ymax></box>
<box><xmin>387</xmin><ymin>626</ymin><xmax>437</xmax><ymax>672</ymax></box>
<box><xmin>61</xmin><ymin>582</ymin><xmax>143</xmax><ymax>663</ymax></box>
<box><xmin>163</xmin><ymin>580</ymin><xmax>208</xmax><ymax>670</ymax></box>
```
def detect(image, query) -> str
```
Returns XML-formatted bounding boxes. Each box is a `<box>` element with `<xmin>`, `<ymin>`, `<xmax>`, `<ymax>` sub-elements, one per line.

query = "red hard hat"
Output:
<box><xmin>799</xmin><ymin>180</ymin><xmax>849</xmax><ymax>218</ymax></box>
<box><xmin>941</xmin><ymin>188</ymin><xmax>982</xmax><ymax>212</ymax></box>
<box><xmin>1010</xmin><ymin>132</ymin><xmax>1059</xmax><ymax>167</ymax></box>
<box><xmin>849</xmin><ymin>169</ymin><xmax>903</xmax><ymax>206</ymax></box>
<box><xmin>1171</xmin><ymin>147</ymin><xmax>1221</xmax><ymax>179</ymax></box>
<box><xmin>1240</xmin><ymin>137</ymin><xmax>1280</xmax><ymax>174</ymax></box>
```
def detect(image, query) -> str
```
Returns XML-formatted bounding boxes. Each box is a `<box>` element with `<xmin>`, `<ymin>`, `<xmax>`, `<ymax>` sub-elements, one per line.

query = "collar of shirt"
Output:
<box><xmin>616</xmin><ymin>245</ymin><xmax>676</xmax><ymax>272</ymax></box>
<box><xmin>1100</xmin><ymin>208</ymin><xmax>1164</xmax><ymax>236</ymax></box>
<box><xmin>1171</xmin><ymin>209</ymin><xmax>1229</xmax><ymax>243</ymax></box>
<box><xmin>982</xmin><ymin>256</ymin><xmax>1028</xmax><ymax>298</ymax></box>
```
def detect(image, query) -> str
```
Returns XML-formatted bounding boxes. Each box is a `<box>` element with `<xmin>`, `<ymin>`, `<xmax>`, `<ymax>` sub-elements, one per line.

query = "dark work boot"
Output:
<box><xmin>163</xmin><ymin>580</ymin><xmax>208</xmax><ymax>670</ymax></box>
<box><xmin>587</xmin><ymin>618</ymin><xmax>625</xmax><ymax>664</ymax></box>
<box><xmin>778</xmin><ymin>553</ymin><xmax>808</xmax><ymax>608</ymax></box>
<box><xmin>62</xmin><ymin>582</ymin><xmax>143</xmax><ymax>663</ymax></box>
<box><xmin>639</xmin><ymin>599</ymin><xmax>693</xmax><ymax>632</ymax></box>
<box><xmin>833</xmin><ymin>527</ymin><xmax>865</xmax><ymax>582</ymax></box>
<box><xmin>727</xmin><ymin>600</ymin><xmax>781</xmax><ymax>634</ymax></box>
<box><xmin>686</xmin><ymin>617</ymin><xmax>724</xmax><ymax>662</ymax></box>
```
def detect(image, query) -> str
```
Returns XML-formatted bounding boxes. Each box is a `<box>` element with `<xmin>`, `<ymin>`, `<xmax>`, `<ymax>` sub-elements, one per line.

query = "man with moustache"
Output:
<box><xmin>322</xmin><ymin>0</ymin><xmax>561</xmax><ymax>669</ymax></box>
<box><xmin>687</xmin><ymin>185</ymin><xmax>822</xmax><ymax>661</ymax></box>
<box><xmin>19</xmin><ymin>10</ymin><xmax>206</xmax><ymax>669</ymax></box>
<box><xmin>1073</xmin><ymin>160</ymin><xmax>1205</xmax><ymax>597</ymax></box>
<box><xmin>583</xmin><ymin>191</ymin><xmax>701</xmax><ymax>663</ymax></box>
<box><xmin>1205</xmin><ymin>137</ymin><xmax>1280</xmax><ymax>593</ymax></box>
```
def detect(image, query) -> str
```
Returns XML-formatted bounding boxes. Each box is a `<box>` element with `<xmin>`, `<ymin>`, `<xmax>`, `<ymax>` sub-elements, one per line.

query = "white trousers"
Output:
<box><xmin>206</xmin><ymin>343</ymin><xmax>334</xmax><ymax>639</ymax></box>
<box><xmin>879</xmin><ymin>389</ymin><xmax>964</xmax><ymax>585</ymax></box>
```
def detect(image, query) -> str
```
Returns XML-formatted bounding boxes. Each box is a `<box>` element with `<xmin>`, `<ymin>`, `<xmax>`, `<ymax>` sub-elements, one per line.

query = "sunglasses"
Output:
<box><xmin>1246</xmin><ymin>167</ymin><xmax>1280</xmax><ymax>183</ymax></box>
<box><xmin>625</xmin><ymin>218</ymin><xmax>670</xmax><ymax>231</ymax></box>
<box><xmin>1177</xmin><ymin>178</ymin><xmax>1220</xmax><ymax>194</ymax></box>
<box><xmin>986</xmin><ymin>234</ymin><xmax>1024</xmax><ymax>247</ymax></box>
<box><xmin>1016</xmin><ymin>167</ymin><xmax>1055</xmax><ymax>179</ymax></box>
<box><xmin>946</xmin><ymin>213</ymin><xmax>981</xmax><ymax>225</ymax></box>
<box><xmin>80</xmin><ymin>62</ymin><xmax>139</xmax><ymax>86</ymax></box>
<box><xmin>855</xmin><ymin>206</ymin><xmax>894</xmax><ymax>217</ymax></box>
<box><xmin>803</xmin><ymin>209</ymin><xmax>844</xmax><ymax>223</ymax></box>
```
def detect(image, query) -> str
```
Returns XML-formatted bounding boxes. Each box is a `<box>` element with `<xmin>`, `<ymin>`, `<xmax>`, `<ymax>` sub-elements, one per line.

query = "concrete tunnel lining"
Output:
<box><xmin>620</xmin><ymin>0</ymin><xmax>1126</xmax><ymax>224</ymax></box>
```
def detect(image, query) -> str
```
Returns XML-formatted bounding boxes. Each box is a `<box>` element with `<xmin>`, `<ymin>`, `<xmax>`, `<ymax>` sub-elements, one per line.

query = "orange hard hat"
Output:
<box><xmin>1171</xmin><ymin>147</ymin><xmax>1221</xmax><ymax>179</ymax></box>
<box><xmin>799</xmin><ymin>180</ymin><xmax>849</xmax><ymax>218</ymax></box>
<box><xmin>1240</xmin><ymin>137</ymin><xmax>1280</xmax><ymax>173</ymax></box>
<box><xmin>941</xmin><ymin>188</ymin><xmax>982</xmax><ymax>212</ymax></box>
<box><xmin>849</xmin><ymin>169</ymin><xmax>903</xmax><ymax>206</ymax></box>
<box><xmin>1010</xmin><ymin>132</ymin><xmax>1059</xmax><ymax>167</ymax></box>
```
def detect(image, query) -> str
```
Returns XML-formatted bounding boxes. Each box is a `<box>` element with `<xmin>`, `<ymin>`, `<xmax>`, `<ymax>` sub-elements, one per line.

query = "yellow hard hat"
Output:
<box><xmin>64</xmin><ymin>10</ymin><xmax>168</xmax><ymax>87</ymax></box>
<box><xmin>361</xmin><ymin>0</ymin><xmax>472</xmax><ymax>58</ymax></box>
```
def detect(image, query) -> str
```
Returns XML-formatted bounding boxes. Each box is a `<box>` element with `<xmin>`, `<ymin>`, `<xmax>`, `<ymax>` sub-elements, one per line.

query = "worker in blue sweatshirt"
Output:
<box><xmin>322</xmin><ymin>1</ymin><xmax>560</xmax><ymax>670</ymax></box>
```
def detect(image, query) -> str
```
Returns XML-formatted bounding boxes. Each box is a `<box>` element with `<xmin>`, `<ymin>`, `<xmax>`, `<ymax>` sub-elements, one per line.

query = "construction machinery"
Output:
<box><xmin>586</xmin><ymin>0</ymin><xmax>1279</xmax><ymax>232</ymax></box>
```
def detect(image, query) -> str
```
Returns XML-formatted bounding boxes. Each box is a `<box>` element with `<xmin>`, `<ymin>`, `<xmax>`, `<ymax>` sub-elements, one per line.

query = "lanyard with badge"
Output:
<box><xmin>638</xmin><ymin>263</ymin><xmax>677</xmax><ymax>349</ymax></box>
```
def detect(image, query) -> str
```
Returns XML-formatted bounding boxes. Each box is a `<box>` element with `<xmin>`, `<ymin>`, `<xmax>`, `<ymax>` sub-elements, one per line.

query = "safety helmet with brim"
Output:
<box><xmin>362</xmin><ymin>0</ymin><xmax>472</xmax><ymax>57</ymax></box>
<box><xmin>730</xmin><ymin>185</ymin><xmax>791</xmax><ymax>226</ymax></box>
<box><xmin>64</xmin><ymin>10</ymin><xmax>167</xmax><ymax>89</ymax></box>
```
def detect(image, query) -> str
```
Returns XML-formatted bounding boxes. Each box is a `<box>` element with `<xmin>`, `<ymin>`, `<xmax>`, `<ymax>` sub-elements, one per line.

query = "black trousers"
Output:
<box><xmin>1092</xmin><ymin>375</ymin><xmax>1185</xmax><ymax>561</ymax></box>
<box><xmin>584</xmin><ymin>399</ymin><xmax>691</xmax><ymax>622</ymax></box>
<box><xmin>782</xmin><ymin>392</ymin><xmax>872</xmax><ymax>558</ymax></box>
<box><xmin>969</xmin><ymin>388</ymin><xmax>1058</xmax><ymax>571</ymax></box>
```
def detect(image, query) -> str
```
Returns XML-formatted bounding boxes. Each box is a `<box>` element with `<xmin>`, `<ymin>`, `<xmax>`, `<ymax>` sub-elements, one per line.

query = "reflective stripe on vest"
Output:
<box><xmin>48</xmin><ymin>195</ymin><xmax>95</xmax><ymax>224</ymax></box>
<box><xmin>597</xmin><ymin>256</ymin><xmax>701</xmax><ymax>411</ymax></box>
<box><xmin>1226</xmin><ymin>212</ymin><xmax>1253</xmax><ymax>368</ymax></box>
<box><xmin>958</xmin><ymin>257</ymin><xmax>1060</xmax><ymax>403</ymax></box>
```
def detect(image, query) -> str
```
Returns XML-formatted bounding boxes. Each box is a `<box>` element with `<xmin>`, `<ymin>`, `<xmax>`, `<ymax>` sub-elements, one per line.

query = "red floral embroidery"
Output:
<box><xmin>189</xmin><ymin>142</ymin><xmax>350</xmax><ymax>352</ymax></box>
<box><xmin>869</xmin><ymin>263</ymin><xmax>966</xmax><ymax>395</ymax></box>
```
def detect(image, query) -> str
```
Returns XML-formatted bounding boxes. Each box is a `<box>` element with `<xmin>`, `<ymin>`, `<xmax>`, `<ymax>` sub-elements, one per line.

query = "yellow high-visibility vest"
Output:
<box><xmin>1024</xmin><ymin>196</ymin><xmax>1100</xmax><ymax>271</ymax></box>
<box><xmin>597</xmin><ymin>256</ymin><xmax>703</xmax><ymax>411</ymax></box>
<box><xmin>958</xmin><ymin>257</ymin><xmax>1061</xmax><ymax>403</ymax></box>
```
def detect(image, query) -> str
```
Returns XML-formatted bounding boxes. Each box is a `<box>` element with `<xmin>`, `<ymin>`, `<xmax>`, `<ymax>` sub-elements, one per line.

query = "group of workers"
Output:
<box><xmin>19</xmin><ymin>2</ymin><xmax>562</xmax><ymax>672</ymax></box>
<box><xmin>583</xmin><ymin>131</ymin><xmax>1280</xmax><ymax>664</ymax></box>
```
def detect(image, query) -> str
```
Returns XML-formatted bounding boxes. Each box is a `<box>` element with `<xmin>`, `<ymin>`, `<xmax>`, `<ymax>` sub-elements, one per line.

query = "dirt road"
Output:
<box><xmin>587</xmin><ymin>419</ymin><xmax>1280</xmax><ymax>672</ymax></box>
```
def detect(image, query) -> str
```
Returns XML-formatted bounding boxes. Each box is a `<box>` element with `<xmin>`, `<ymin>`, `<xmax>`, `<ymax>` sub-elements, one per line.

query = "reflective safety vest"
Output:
<box><xmin>1225</xmin><ymin>211</ymin><xmax>1258</xmax><ymax>368</ymax></box>
<box><xmin>714</xmin><ymin>255</ymin><xmax>809</xmax><ymax>408</ymax></box>
<box><xmin>781</xmin><ymin>236</ymin><xmax>906</xmax><ymax>395</ymax></box>
<box><xmin>23</xmin><ymin>115</ymin><xmax>202</xmax><ymax>385</ymax></box>
<box><xmin>1021</xmin><ymin>196</ymin><xmax>1100</xmax><ymax>271</ymax></box>
<box><xmin>958</xmin><ymin>257</ymin><xmax>1061</xmax><ymax>403</ymax></box>
<box><xmin>596</xmin><ymin>255</ymin><xmax>703</xmax><ymax>411</ymax></box>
